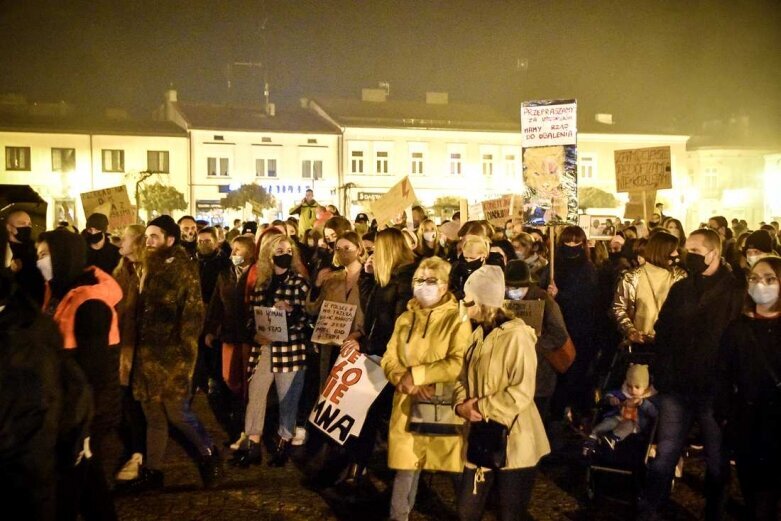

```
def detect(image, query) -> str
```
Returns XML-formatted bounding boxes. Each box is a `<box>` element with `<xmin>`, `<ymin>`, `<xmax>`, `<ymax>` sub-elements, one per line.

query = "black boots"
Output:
<box><xmin>198</xmin><ymin>447</ymin><xmax>224</xmax><ymax>489</ymax></box>
<box><xmin>229</xmin><ymin>439</ymin><xmax>262</xmax><ymax>468</ymax></box>
<box><xmin>115</xmin><ymin>467</ymin><xmax>164</xmax><ymax>494</ymax></box>
<box><xmin>268</xmin><ymin>438</ymin><xmax>290</xmax><ymax>467</ymax></box>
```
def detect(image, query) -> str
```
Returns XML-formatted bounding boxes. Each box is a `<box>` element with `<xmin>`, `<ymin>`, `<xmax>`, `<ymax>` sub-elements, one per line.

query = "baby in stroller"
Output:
<box><xmin>585</xmin><ymin>364</ymin><xmax>657</xmax><ymax>453</ymax></box>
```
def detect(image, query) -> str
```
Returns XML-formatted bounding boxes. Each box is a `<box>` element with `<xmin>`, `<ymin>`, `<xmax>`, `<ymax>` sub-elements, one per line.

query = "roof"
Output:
<box><xmin>173</xmin><ymin>101</ymin><xmax>340</xmax><ymax>134</ymax></box>
<box><xmin>0</xmin><ymin>112</ymin><xmax>187</xmax><ymax>136</ymax></box>
<box><xmin>310</xmin><ymin>97</ymin><xmax>519</xmax><ymax>132</ymax></box>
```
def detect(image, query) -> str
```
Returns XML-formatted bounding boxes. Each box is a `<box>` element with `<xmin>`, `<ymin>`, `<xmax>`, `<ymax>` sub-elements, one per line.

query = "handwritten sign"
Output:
<box><xmin>504</xmin><ymin>299</ymin><xmax>545</xmax><ymax>336</ymax></box>
<box><xmin>309</xmin><ymin>343</ymin><xmax>388</xmax><ymax>444</ymax></box>
<box><xmin>80</xmin><ymin>185</ymin><xmax>135</xmax><ymax>230</ymax></box>
<box><xmin>371</xmin><ymin>176</ymin><xmax>418</xmax><ymax>228</ymax></box>
<box><xmin>311</xmin><ymin>301</ymin><xmax>358</xmax><ymax>345</ymax></box>
<box><xmin>521</xmin><ymin>100</ymin><xmax>577</xmax><ymax>148</ymax></box>
<box><xmin>614</xmin><ymin>146</ymin><xmax>672</xmax><ymax>192</ymax></box>
<box><xmin>481</xmin><ymin>196</ymin><xmax>511</xmax><ymax>227</ymax></box>
<box><xmin>253</xmin><ymin>306</ymin><xmax>289</xmax><ymax>343</ymax></box>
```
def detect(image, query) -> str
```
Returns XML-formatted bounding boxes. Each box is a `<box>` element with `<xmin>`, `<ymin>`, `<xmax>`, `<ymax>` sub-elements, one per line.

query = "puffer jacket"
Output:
<box><xmin>359</xmin><ymin>262</ymin><xmax>416</xmax><ymax>357</ymax></box>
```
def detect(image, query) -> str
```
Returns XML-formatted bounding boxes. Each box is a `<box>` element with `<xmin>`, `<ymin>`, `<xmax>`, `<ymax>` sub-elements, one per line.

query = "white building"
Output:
<box><xmin>163</xmin><ymin>90</ymin><xmax>340</xmax><ymax>224</ymax></box>
<box><xmin>0</xmin><ymin>105</ymin><xmax>188</xmax><ymax>228</ymax></box>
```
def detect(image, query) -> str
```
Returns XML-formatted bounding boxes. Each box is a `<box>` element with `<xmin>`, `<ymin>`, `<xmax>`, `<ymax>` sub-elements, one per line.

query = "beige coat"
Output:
<box><xmin>305</xmin><ymin>268</ymin><xmax>364</xmax><ymax>336</ymax></box>
<box><xmin>381</xmin><ymin>293</ymin><xmax>472</xmax><ymax>473</ymax></box>
<box><xmin>454</xmin><ymin>318</ymin><xmax>550</xmax><ymax>470</ymax></box>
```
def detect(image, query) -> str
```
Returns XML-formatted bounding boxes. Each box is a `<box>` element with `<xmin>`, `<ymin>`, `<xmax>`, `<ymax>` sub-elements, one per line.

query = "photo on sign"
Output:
<box><xmin>521</xmin><ymin>145</ymin><xmax>578</xmax><ymax>225</ymax></box>
<box><xmin>583</xmin><ymin>215</ymin><xmax>620</xmax><ymax>240</ymax></box>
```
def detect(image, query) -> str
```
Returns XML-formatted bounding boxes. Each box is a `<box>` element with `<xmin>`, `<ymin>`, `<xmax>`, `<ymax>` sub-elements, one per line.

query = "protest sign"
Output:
<box><xmin>481</xmin><ymin>196</ymin><xmax>512</xmax><ymax>227</ymax></box>
<box><xmin>504</xmin><ymin>299</ymin><xmax>545</xmax><ymax>336</ymax></box>
<box><xmin>309</xmin><ymin>343</ymin><xmax>389</xmax><ymax>444</ymax></box>
<box><xmin>521</xmin><ymin>99</ymin><xmax>577</xmax><ymax>148</ymax></box>
<box><xmin>311</xmin><ymin>301</ymin><xmax>358</xmax><ymax>345</ymax></box>
<box><xmin>467</xmin><ymin>202</ymin><xmax>484</xmax><ymax>222</ymax></box>
<box><xmin>371</xmin><ymin>176</ymin><xmax>418</xmax><ymax>228</ymax></box>
<box><xmin>624</xmin><ymin>191</ymin><xmax>657</xmax><ymax>221</ymax></box>
<box><xmin>580</xmin><ymin>215</ymin><xmax>620</xmax><ymax>241</ymax></box>
<box><xmin>614</xmin><ymin>146</ymin><xmax>672</xmax><ymax>192</ymax></box>
<box><xmin>80</xmin><ymin>185</ymin><xmax>135</xmax><ymax>230</ymax></box>
<box><xmin>253</xmin><ymin>306</ymin><xmax>289</xmax><ymax>343</ymax></box>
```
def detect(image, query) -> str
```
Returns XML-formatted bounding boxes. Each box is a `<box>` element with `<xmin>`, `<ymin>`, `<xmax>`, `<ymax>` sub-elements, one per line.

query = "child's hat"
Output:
<box><xmin>626</xmin><ymin>364</ymin><xmax>650</xmax><ymax>388</ymax></box>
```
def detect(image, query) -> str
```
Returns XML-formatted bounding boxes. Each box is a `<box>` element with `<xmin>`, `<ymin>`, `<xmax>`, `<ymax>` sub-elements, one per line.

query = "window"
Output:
<box><xmin>482</xmin><ymin>154</ymin><xmax>494</xmax><ymax>176</ymax></box>
<box><xmin>262</xmin><ymin>137</ymin><xmax>272</xmax><ymax>143</ymax></box>
<box><xmin>51</xmin><ymin>148</ymin><xmax>76</xmax><ymax>172</ymax></box>
<box><xmin>256</xmin><ymin>158</ymin><xmax>277</xmax><ymax>177</ymax></box>
<box><xmin>411</xmin><ymin>152</ymin><xmax>424</xmax><ymax>175</ymax></box>
<box><xmin>376</xmin><ymin>151</ymin><xmax>389</xmax><ymax>174</ymax></box>
<box><xmin>351</xmin><ymin>151</ymin><xmax>364</xmax><ymax>174</ymax></box>
<box><xmin>302</xmin><ymin>160</ymin><xmax>323</xmax><ymax>180</ymax></box>
<box><xmin>703</xmin><ymin>167</ymin><xmax>718</xmax><ymax>192</ymax></box>
<box><xmin>102</xmin><ymin>149</ymin><xmax>124</xmax><ymax>172</ymax></box>
<box><xmin>578</xmin><ymin>155</ymin><xmax>595</xmax><ymax>180</ymax></box>
<box><xmin>208</xmin><ymin>157</ymin><xmax>229</xmax><ymax>177</ymax></box>
<box><xmin>450</xmin><ymin>153</ymin><xmax>462</xmax><ymax>175</ymax></box>
<box><xmin>505</xmin><ymin>154</ymin><xmax>517</xmax><ymax>177</ymax></box>
<box><xmin>5</xmin><ymin>146</ymin><xmax>31</xmax><ymax>171</ymax></box>
<box><xmin>147</xmin><ymin>150</ymin><xmax>169</xmax><ymax>173</ymax></box>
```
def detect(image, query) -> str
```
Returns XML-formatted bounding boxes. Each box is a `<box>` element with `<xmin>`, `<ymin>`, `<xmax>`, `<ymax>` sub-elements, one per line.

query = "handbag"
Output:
<box><xmin>466</xmin><ymin>417</ymin><xmax>518</xmax><ymax>469</ymax></box>
<box><xmin>408</xmin><ymin>382</ymin><xmax>463</xmax><ymax>436</ymax></box>
<box><xmin>545</xmin><ymin>336</ymin><xmax>576</xmax><ymax>373</ymax></box>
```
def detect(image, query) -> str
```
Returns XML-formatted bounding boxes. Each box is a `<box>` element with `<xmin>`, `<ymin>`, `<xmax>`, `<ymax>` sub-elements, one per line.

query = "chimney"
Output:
<box><xmin>164</xmin><ymin>86</ymin><xmax>177</xmax><ymax>121</ymax></box>
<box><xmin>165</xmin><ymin>88</ymin><xmax>177</xmax><ymax>103</ymax></box>
<box><xmin>266</xmin><ymin>103</ymin><xmax>276</xmax><ymax>117</ymax></box>
<box><xmin>425</xmin><ymin>92</ymin><xmax>448</xmax><ymax>105</ymax></box>
<box><xmin>595</xmin><ymin>113</ymin><xmax>614</xmax><ymax>125</ymax></box>
<box><xmin>361</xmin><ymin>88</ymin><xmax>387</xmax><ymax>103</ymax></box>
<box><xmin>299</xmin><ymin>97</ymin><xmax>310</xmax><ymax>109</ymax></box>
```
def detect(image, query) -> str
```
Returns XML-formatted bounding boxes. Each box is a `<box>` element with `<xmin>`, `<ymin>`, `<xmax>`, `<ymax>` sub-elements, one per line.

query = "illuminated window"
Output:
<box><xmin>207</xmin><ymin>156</ymin><xmax>229</xmax><ymax>177</ymax></box>
<box><xmin>102</xmin><ymin>149</ymin><xmax>124</xmax><ymax>172</ymax></box>
<box><xmin>147</xmin><ymin>150</ymin><xmax>169</xmax><ymax>173</ymax></box>
<box><xmin>482</xmin><ymin>154</ymin><xmax>493</xmax><ymax>176</ymax></box>
<box><xmin>578</xmin><ymin>155</ymin><xmax>595</xmax><ymax>179</ymax></box>
<box><xmin>52</xmin><ymin>148</ymin><xmax>76</xmax><ymax>172</ymax></box>
<box><xmin>5</xmin><ymin>147</ymin><xmax>30</xmax><ymax>171</ymax></box>
<box><xmin>703</xmin><ymin>167</ymin><xmax>718</xmax><ymax>192</ymax></box>
<box><xmin>411</xmin><ymin>152</ymin><xmax>424</xmax><ymax>174</ymax></box>
<box><xmin>351</xmin><ymin>151</ymin><xmax>364</xmax><ymax>174</ymax></box>
<box><xmin>376</xmin><ymin>151</ymin><xmax>389</xmax><ymax>174</ymax></box>
<box><xmin>256</xmin><ymin>158</ymin><xmax>277</xmax><ymax>177</ymax></box>
<box><xmin>302</xmin><ymin>159</ymin><xmax>322</xmax><ymax>180</ymax></box>
<box><xmin>450</xmin><ymin>153</ymin><xmax>462</xmax><ymax>175</ymax></box>
<box><xmin>505</xmin><ymin>154</ymin><xmax>517</xmax><ymax>177</ymax></box>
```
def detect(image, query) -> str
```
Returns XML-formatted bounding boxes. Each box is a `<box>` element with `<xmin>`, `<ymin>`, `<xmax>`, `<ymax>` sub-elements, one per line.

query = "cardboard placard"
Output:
<box><xmin>80</xmin><ymin>185</ymin><xmax>135</xmax><ymax>230</ymax></box>
<box><xmin>253</xmin><ymin>306</ymin><xmax>289</xmax><ymax>343</ymax></box>
<box><xmin>370</xmin><ymin>176</ymin><xmax>418</xmax><ymax>228</ymax></box>
<box><xmin>614</xmin><ymin>146</ymin><xmax>672</xmax><ymax>192</ymax></box>
<box><xmin>481</xmin><ymin>196</ymin><xmax>512</xmax><ymax>227</ymax></box>
<box><xmin>309</xmin><ymin>344</ymin><xmax>389</xmax><ymax>445</ymax></box>
<box><xmin>580</xmin><ymin>215</ymin><xmax>620</xmax><ymax>241</ymax></box>
<box><xmin>311</xmin><ymin>301</ymin><xmax>358</xmax><ymax>345</ymax></box>
<box><xmin>521</xmin><ymin>100</ymin><xmax>578</xmax><ymax>148</ymax></box>
<box><xmin>624</xmin><ymin>191</ymin><xmax>657</xmax><ymax>221</ymax></box>
<box><xmin>504</xmin><ymin>299</ymin><xmax>545</xmax><ymax>336</ymax></box>
<box><xmin>467</xmin><ymin>203</ymin><xmax>484</xmax><ymax>222</ymax></box>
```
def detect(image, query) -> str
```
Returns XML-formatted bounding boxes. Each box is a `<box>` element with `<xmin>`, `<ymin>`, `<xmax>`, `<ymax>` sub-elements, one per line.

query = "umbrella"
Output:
<box><xmin>0</xmin><ymin>185</ymin><xmax>48</xmax><ymax>239</ymax></box>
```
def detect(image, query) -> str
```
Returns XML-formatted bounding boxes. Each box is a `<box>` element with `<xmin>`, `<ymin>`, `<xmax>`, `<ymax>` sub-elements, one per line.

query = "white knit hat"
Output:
<box><xmin>464</xmin><ymin>265</ymin><xmax>505</xmax><ymax>308</ymax></box>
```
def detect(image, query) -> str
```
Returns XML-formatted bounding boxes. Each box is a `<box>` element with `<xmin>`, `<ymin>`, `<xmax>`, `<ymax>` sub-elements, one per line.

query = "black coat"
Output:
<box><xmin>86</xmin><ymin>240</ymin><xmax>120</xmax><ymax>276</ymax></box>
<box><xmin>359</xmin><ymin>263</ymin><xmax>416</xmax><ymax>357</ymax></box>
<box><xmin>198</xmin><ymin>251</ymin><xmax>231</xmax><ymax>304</ymax></box>
<box><xmin>10</xmin><ymin>241</ymin><xmax>45</xmax><ymax>305</ymax></box>
<box><xmin>205</xmin><ymin>265</ymin><xmax>253</xmax><ymax>344</ymax></box>
<box><xmin>654</xmin><ymin>265</ymin><xmax>744</xmax><ymax>396</ymax></box>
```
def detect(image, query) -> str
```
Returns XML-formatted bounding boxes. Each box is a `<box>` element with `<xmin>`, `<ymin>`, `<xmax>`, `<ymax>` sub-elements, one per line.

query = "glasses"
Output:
<box><xmin>461</xmin><ymin>299</ymin><xmax>476</xmax><ymax>308</ymax></box>
<box><xmin>748</xmin><ymin>275</ymin><xmax>779</xmax><ymax>285</ymax></box>
<box><xmin>413</xmin><ymin>277</ymin><xmax>441</xmax><ymax>286</ymax></box>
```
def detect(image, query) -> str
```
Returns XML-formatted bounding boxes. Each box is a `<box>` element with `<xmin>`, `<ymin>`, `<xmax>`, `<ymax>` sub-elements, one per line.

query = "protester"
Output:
<box><xmin>177</xmin><ymin>215</ymin><xmax>199</xmax><ymax>260</ymax></box>
<box><xmin>512</xmin><ymin>231</ymin><xmax>548</xmax><ymax>279</ymax></box>
<box><xmin>450</xmin><ymin>235</ymin><xmax>490</xmax><ymax>300</ymax></box>
<box><xmin>309</xmin><ymin>216</ymin><xmax>352</xmax><ymax>286</ymax></box>
<box><xmin>455</xmin><ymin>265</ymin><xmax>549</xmax><ymax>521</ymax></box>
<box><xmin>3</xmin><ymin>209</ymin><xmax>45</xmax><ymax>304</ymax></box>
<box><xmin>415</xmin><ymin>218</ymin><xmax>443</xmax><ymax>259</ymax></box>
<box><xmin>83</xmin><ymin>212</ymin><xmax>121</xmax><ymax>275</ymax></box>
<box><xmin>664</xmin><ymin>217</ymin><xmax>687</xmax><ymax>248</ymax></box>
<box><xmin>226</xmin><ymin>218</ymin><xmax>242</xmax><ymax>242</ymax></box>
<box><xmin>381</xmin><ymin>256</ymin><xmax>471</xmax><ymax>521</ymax></box>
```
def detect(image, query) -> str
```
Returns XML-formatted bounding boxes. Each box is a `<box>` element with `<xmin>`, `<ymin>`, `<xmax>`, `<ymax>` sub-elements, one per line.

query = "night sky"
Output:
<box><xmin>2</xmin><ymin>0</ymin><xmax>779</xmax><ymax>135</ymax></box>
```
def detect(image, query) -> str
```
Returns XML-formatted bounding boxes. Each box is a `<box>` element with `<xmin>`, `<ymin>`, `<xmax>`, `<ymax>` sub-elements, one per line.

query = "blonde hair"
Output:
<box><xmin>374</xmin><ymin>227</ymin><xmax>414</xmax><ymax>287</ymax></box>
<box><xmin>462</xmin><ymin>235</ymin><xmax>490</xmax><ymax>257</ymax></box>
<box><xmin>414</xmin><ymin>256</ymin><xmax>451</xmax><ymax>285</ymax></box>
<box><xmin>415</xmin><ymin>218</ymin><xmax>441</xmax><ymax>257</ymax></box>
<box><xmin>115</xmin><ymin>224</ymin><xmax>146</xmax><ymax>273</ymax></box>
<box><xmin>254</xmin><ymin>234</ymin><xmax>303</xmax><ymax>290</ymax></box>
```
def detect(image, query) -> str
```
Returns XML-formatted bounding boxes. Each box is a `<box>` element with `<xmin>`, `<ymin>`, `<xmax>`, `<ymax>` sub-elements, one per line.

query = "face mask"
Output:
<box><xmin>325</xmin><ymin>238</ymin><xmax>336</xmax><ymax>249</ymax></box>
<box><xmin>464</xmin><ymin>258</ymin><xmax>483</xmax><ymax>272</ymax></box>
<box><xmin>649</xmin><ymin>221</ymin><xmax>660</xmax><ymax>228</ymax></box>
<box><xmin>272</xmin><ymin>253</ymin><xmax>293</xmax><ymax>269</ymax></box>
<box><xmin>746</xmin><ymin>254</ymin><xmax>762</xmax><ymax>267</ymax></box>
<box><xmin>14</xmin><ymin>226</ymin><xmax>32</xmax><ymax>243</ymax></box>
<box><xmin>37</xmin><ymin>256</ymin><xmax>53</xmax><ymax>281</ymax></box>
<box><xmin>749</xmin><ymin>282</ymin><xmax>779</xmax><ymax>306</ymax></box>
<box><xmin>669</xmin><ymin>255</ymin><xmax>681</xmax><ymax>267</ymax></box>
<box><xmin>86</xmin><ymin>231</ymin><xmax>103</xmax><ymax>245</ymax></box>
<box><xmin>414</xmin><ymin>284</ymin><xmax>442</xmax><ymax>307</ymax></box>
<box><xmin>423</xmin><ymin>231</ymin><xmax>436</xmax><ymax>242</ymax></box>
<box><xmin>336</xmin><ymin>251</ymin><xmax>358</xmax><ymax>267</ymax></box>
<box><xmin>684</xmin><ymin>252</ymin><xmax>709</xmax><ymax>275</ymax></box>
<box><xmin>560</xmin><ymin>245</ymin><xmax>583</xmax><ymax>260</ymax></box>
<box><xmin>515</xmin><ymin>250</ymin><xmax>525</xmax><ymax>260</ymax></box>
<box><xmin>230</xmin><ymin>255</ymin><xmax>245</xmax><ymax>267</ymax></box>
<box><xmin>506</xmin><ymin>287</ymin><xmax>529</xmax><ymax>300</ymax></box>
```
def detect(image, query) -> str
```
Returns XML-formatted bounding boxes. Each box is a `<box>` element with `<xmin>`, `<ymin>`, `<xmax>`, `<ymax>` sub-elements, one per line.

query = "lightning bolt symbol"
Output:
<box><xmin>401</xmin><ymin>179</ymin><xmax>410</xmax><ymax>198</ymax></box>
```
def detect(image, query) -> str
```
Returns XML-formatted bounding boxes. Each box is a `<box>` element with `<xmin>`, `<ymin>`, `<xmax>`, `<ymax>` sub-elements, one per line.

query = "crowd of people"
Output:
<box><xmin>1</xmin><ymin>187</ymin><xmax>780</xmax><ymax>521</ymax></box>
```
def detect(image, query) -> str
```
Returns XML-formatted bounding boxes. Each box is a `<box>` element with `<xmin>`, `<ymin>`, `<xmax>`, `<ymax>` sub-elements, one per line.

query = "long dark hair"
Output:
<box><xmin>39</xmin><ymin>228</ymin><xmax>87</xmax><ymax>299</ymax></box>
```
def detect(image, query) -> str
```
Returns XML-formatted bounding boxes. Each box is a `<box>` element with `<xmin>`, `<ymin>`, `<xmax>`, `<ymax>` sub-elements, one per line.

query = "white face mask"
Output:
<box><xmin>230</xmin><ymin>255</ymin><xmax>245</xmax><ymax>267</ymax></box>
<box><xmin>423</xmin><ymin>231</ymin><xmax>436</xmax><ymax>243</ymax></box>
<box><xmin>749</xmin><ymin>282</ymin><xmax>779</xmax><ymax>306</ymax></box>
<box><xmin>37</xmin><ymin>256</ymin><xmax>53</xmax><ymax>281</ymax></box>
<box><xmin>746</xmin><ymin>254</ymin><xmax>763</xmax><ymax>268</ymax></box>
<box><xmin>506</xmin><ymin>287</ymin><xmax>529</xmax><ymax>300</ymax></box>
<box><xmin>414</xmin><ymin>284</ymin><xmax>442</xmax><ymax>307</ymax></box>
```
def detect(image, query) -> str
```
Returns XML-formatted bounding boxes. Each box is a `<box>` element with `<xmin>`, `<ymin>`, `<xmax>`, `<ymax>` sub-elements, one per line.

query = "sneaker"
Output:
<box><xmin>291</xmin><ymin>426</ymin><xmax>307</xmax><ymax>447</ymax></box>
<box><xmin>115</xmin><ymin>453</ymin><xmax>143</xmax><ymax>482</ymax></box>
<box><xmin>229</xmin><ymin>432</ymin><xmax>249</xmax><ymax>451</ymax></box>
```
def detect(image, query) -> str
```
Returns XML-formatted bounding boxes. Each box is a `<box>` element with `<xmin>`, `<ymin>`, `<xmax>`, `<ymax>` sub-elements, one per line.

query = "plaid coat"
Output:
<box><xmin>247</xmin><ymin>270</ymin><xmax>310</xmax><ymax>374</ymax></box>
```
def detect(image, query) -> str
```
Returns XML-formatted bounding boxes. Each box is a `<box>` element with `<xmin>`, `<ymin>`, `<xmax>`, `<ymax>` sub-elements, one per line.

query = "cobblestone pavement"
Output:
<box><xmin>109</xmin><ymin>394</ymin><xmax>745</xmax><ymax>521</ymax></box>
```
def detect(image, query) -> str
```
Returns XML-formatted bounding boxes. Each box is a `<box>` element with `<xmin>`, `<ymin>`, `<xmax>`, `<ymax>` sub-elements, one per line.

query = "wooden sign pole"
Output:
<box><xmin>549</xmin><ymin>224</ymin><xmax>556</xmax><ymax>283</ymax></box>
<box><xmin>642</xmin><ymin>189</ymin><xmax>648</xmax><ymax>224</ymax></box>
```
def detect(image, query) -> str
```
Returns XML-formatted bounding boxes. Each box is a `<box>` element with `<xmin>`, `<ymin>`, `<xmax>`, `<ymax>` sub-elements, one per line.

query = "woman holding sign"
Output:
<box><xmin>233</xmin><ymin>234</ymin><xmax>310</xmax><ymax>468</ymax></box>
<box><xmin>382</xmin><ymin>256</ymin><xmax>472</xmax><ymax>521</ymax></box>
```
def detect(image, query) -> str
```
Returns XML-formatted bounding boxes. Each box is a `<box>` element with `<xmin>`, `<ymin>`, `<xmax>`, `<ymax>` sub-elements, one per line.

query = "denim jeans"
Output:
<box><xmin>390</xmin><ymin>470</ymin><xmax>421</xmax><ymax>521</ymax></box>
<box><xmin>639</xmin><ymin>393</ymin><xmax>729</xmax><ymax>520</ymax></box>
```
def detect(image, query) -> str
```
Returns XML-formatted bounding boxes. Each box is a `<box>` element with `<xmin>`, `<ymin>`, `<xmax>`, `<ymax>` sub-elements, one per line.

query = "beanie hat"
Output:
<box><xmin>242</xmin><ymin>221</ymin><xmax>258</xmax><ymax>235</ymax></box>
<box><xmin>148</xmin><ymin>215</ymin><xmax>180</xmax><ymax>245</ymax></box>
<box><xmin>85</xmin><ymin>212</ymin><xmax>109</xmax><ymax>232</ymax></box>
<box><xmin>505</xmin><ymin>260</ymin><xmax>533</xmax><ymax>287</ymax></box>
<box><xmin>463</xmin><ymin>265</ymin><xmax>505</xmax><ymax>308</ymax></box>
<box><xmin>744</xmin><ymin>229</ymin><xmax>773</xmax><ymax>254</ymax></box>
<box><xmin>625</xmin><ymin>364</ymin><xmax>650</xmax><ymax>389</ymax></box>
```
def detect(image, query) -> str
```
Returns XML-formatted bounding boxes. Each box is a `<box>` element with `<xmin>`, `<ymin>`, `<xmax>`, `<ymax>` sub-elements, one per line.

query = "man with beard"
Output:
<box><xmin>177</xmin><ymin>215</ymin><xmax>198</xmax><ymax>261</ymax></box>
<box><xmin>83</xmin><ymin>212</ymin><xmax>120</xmax><ymax>275</ymax></box>
<box><xmin>3</xmin><ymin>209</ymin><xmax>45</xmax><ymax>305</ymax></box>
<box><xmin>123</xmin><ymin>215</ymin><xmax>222</xmax><ymax>492</ymax></box>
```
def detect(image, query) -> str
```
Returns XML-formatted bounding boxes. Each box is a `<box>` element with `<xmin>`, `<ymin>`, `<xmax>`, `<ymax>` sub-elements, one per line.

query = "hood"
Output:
<box><xmin>404</xmin><ymin>292</ymin><xmax>459</xmax><ymax>342</ymax></box>
<box><xmin>82</xmin><ymin>266</ymin><xmax>123</xmax><ymax>307</ymax></box>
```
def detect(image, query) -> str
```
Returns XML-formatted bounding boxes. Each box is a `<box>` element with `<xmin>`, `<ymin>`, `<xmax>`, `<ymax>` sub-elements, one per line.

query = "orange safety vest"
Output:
<box><xmin>50</xmin><ymin>266</ymin><xmax>123</xmax><ymax>349</ymax></box>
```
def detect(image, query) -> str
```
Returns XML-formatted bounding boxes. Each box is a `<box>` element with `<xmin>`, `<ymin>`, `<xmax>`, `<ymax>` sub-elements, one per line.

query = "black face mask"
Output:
<box><xmin>86</xmin><ymin>231</ymin><xmax>103</xmax><ymax>245</ymax></box>
<box><xmin>14</xmin><ymin>226</ymin><xmax>32</xmax><ymax>243</ymax></box>
<box><xmin>669</xmin><ymin>255</ymin><xmax>681</xmax><ymax>267</ymax></box>
<box><xmin>464</xmin><ymin>258</ymin><xmax>484</xmax><ymax>272</ymax></box>
<box><xmin>560</xmin><ymin>245</ymin><xmax>584</xmax><ymax>260</ymax></box>
<box><xmin>273</xmin><ymin>253</ymin><xmax>293</xmax><ymax>270</ymax></box>
<box><xmin>684</xmin><ymin>252</ymin><xmax>708</xmax><ymax>275</ymax></box>
<box><xmin>609</xmin><ymin>251</ymin><xmax>623</xmax><ymax>261</ymax></box>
